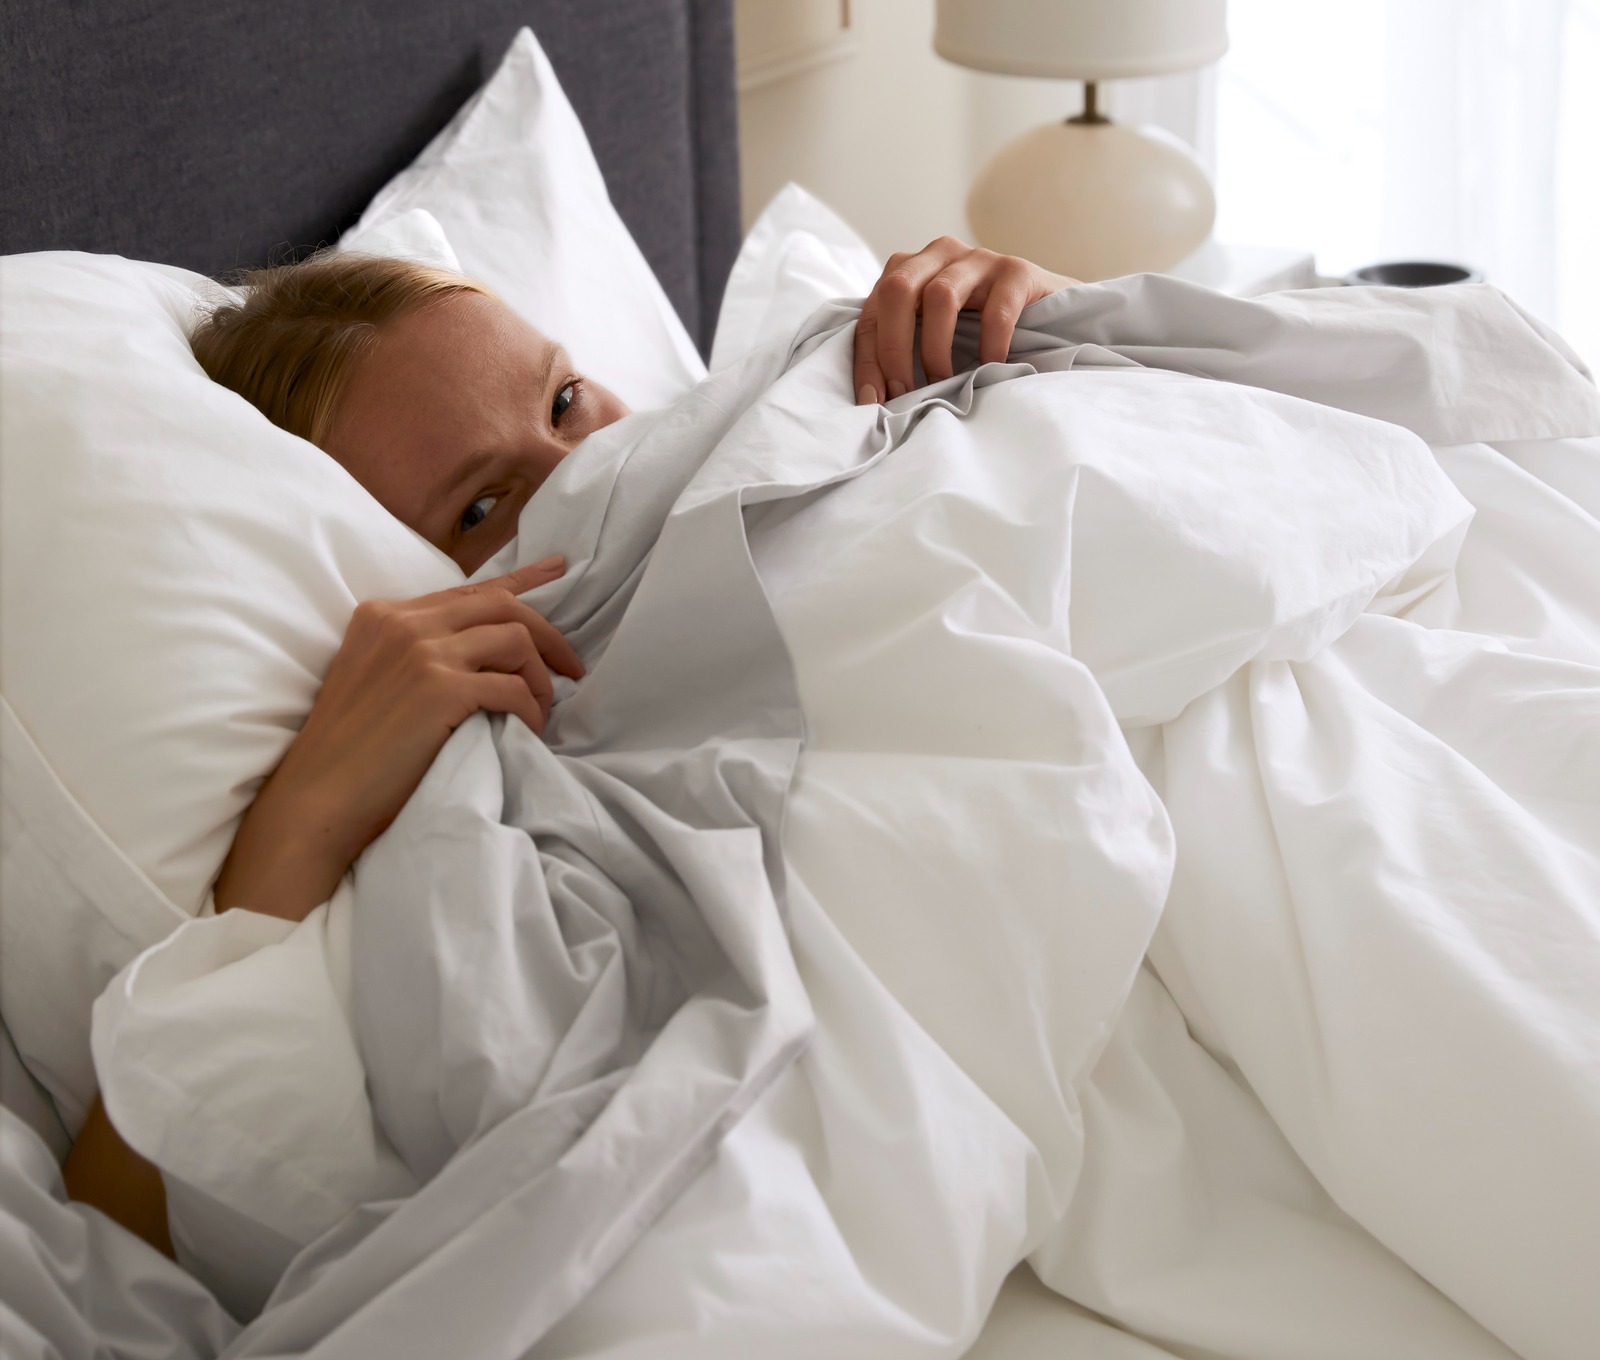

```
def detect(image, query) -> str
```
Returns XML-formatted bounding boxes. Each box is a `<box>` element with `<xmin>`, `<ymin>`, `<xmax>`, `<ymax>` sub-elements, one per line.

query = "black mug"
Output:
<box><xmin>1343</xmin><ymin>261</ymin><xmax>1484</xmax><ymax>288</ymax></box>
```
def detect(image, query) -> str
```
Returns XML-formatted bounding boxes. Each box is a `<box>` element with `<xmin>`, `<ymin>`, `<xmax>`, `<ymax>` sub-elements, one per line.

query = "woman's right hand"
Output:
<box><xmin>853</xmin><ymin>237</ymin><xmax>1076</xmax><ymax>406</ymax></box>
<box><xmin>213</xmin><ymin>556</ymin><xmax>583</xmax><ymax>922</ymax></box>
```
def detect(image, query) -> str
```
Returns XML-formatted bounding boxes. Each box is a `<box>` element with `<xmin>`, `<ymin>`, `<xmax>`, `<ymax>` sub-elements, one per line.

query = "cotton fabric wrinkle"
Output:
<box><xmin>72</xmin><ymin>273</ymin><xmax>1600</xmax><ymax>1360</ymax></box>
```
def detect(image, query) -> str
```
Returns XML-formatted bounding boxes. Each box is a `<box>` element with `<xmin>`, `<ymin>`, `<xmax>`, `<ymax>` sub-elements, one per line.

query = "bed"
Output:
<box><xmin>5</xmin><ymin>4</ymin><xmax>1600</xmax><ymax>1360</ymax></box>
<box><xmin>3</xmin><ymin>2</ymin><xmax>1115</xmax><ymax>1354</ymax></box>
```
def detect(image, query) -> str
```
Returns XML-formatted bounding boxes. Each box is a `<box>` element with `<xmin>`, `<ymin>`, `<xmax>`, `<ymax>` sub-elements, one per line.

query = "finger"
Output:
<box><xmin>446</xmin><ymin>619</ymin><xmax>536</xmax><ymax>674</ymax></box>
<box><xmin>871</xmin><ymin>238</ymin><xmax>968</xmax><ymax>399</ymax></box>
<box><xmin>468</xmin><ymin>671</ymin><xmax>549</xmax><ymax>737</ymax></box>
<box><xmin>507</xmin><ymin>602</ymin><xmax>584</xmax><ymax>680</ymax></box>
<box><xmin>429</xmin><ymin>589</ymin><xmax>585</xmax><ymax>679</ymax></box>
<box><xmin>406</xmin><ymin>556</ymin><xmax>566</xmax><ymax>625</ymax></box>
<box><xmin>853</xmin><ymin>250</ymin><xmax>911</xmax><ymax>405</ymax></box>
<box><xmin>486</xmin><ymin>556</ymin><xmax>567</xmax><ymax>596</ymax></box>
<box><xmin>365</xmin><ymin>556</ymin><xmax>565</xmax><ymax>628</ymax></box>
<box><xmin>445</xmin><ymin>622</ymin><xmax>555</xmax><ymax>720</ymax></box>
<box><xmin>853</xmin><ymin>301</ymin><xmax>886</xmax><ymax>407</ymax></box>
<box><xmin>918</xmin><ymin>253</ymin><xmax>995</xmax><ymax>383</ymax></box>
<box><xmin>853</xmin><ymin>251</ymin><xmax>907</xmax><ymax>405</ymax></box>
<box><xmin>977</xmin><ymin>259</ymin><xmax>1037</xmax><ymax>367</ymax></box>
<box><xmin>483</xmin><ymin>601</ymin><xmax>583</xmax><ymax>683</ymax></box>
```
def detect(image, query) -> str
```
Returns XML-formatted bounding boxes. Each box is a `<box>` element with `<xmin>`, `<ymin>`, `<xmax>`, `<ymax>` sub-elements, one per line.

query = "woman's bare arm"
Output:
<box><xmin>67</xmin><ymin>564</ymin><xmax>583</xmax><ymax>1240</ymax></box>
<box><xmin>214</xmin><ymin>557</ymin><xmax>581</xmax><ymax>921</ymax></box>
<box><xmin>62</xmin><ymin>1096</ymin><xmax>174</xmax><ymax>1257</ymax></box>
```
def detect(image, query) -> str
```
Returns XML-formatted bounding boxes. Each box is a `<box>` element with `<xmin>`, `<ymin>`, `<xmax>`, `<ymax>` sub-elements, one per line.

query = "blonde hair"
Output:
<box><xmin>190</xmin><ymin>253</ymin><xmax>491</xmax><ymax>447</ymax></box>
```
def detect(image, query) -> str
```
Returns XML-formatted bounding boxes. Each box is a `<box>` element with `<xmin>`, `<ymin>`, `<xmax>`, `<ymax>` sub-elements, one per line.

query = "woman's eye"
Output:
<box><xmin>459</xmin><ymin>494</ymin><xmax>498</xmax><ymax>533</ymax></box>
<box><xmin>552</xmin><ymin>381</ymin><xmax>576</xmax><ymax>423</ymax></box>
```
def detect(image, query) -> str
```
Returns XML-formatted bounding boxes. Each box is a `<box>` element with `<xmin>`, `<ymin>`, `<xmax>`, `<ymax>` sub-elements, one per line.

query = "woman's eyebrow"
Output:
<box><xmin>538</xmin><ymin>342</ymin><xmax>566</xmax><ymax>397</ymax></box>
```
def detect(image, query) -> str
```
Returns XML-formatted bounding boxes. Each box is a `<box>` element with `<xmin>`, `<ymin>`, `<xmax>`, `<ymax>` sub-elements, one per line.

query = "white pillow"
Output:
<box><xmin>339</xmin><ymin>206</ymin><xmax>461</xmax><ymax>273</ymax></box>
<box><xmin>0</xmin><ymin>254</ymin><xmax>461</xmax><ymax>911</ymax></box>
<box><xmin>345</xmin><ymin>27</ymin><xmax>706</xmax><ymax>411</ymax></box>
<box><xmin>709</xmin><ymin>183</ymin><xmax>881</xmax><ymax>372</ymax></box>
<box><xmin>0</xmin><ymin>252</ymin><xmax>459</xmax><ymax>1122</ymax></box>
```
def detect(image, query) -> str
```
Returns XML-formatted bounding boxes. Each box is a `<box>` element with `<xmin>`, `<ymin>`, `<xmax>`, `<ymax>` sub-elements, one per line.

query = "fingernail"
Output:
<box><xmin>536</xmin><ymin>554</ymin><xmax>564</xmax><ymax>568</ymax></box>
<box><xmin>857</xmin><ymin>384</ymin><xmax>879</xmax><ymax>406</ymax></box>
<box><xmin>887</xmin><ymin>380</ymin><xmax>907</xmax><ymax>399</ymax></box>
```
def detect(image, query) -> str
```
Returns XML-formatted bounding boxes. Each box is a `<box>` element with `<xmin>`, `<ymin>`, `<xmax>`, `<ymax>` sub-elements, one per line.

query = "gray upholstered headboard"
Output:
<box><xmin>0</xmin><ymin>0</ymin><xmax>740</xmax><ymax>354</ymax></box>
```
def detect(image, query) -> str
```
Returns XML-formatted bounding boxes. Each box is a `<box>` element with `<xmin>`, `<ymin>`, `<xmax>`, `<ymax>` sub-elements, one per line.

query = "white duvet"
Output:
<box><xmin>93</xmin><ymin>277</ymin><xmax>1600</xmax><ymax>1360</ymax></box>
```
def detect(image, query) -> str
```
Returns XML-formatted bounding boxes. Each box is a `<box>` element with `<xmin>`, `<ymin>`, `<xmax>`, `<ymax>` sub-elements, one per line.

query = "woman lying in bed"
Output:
<box><xmin>63</xmin><ymin>238</ymin><xmax>1075</xmax><ymax>1250</ymax></box>
<box><xmin>204</xmin><ymin>238</ymin><xmax>1074</xmax><ymax>925</ymax></box>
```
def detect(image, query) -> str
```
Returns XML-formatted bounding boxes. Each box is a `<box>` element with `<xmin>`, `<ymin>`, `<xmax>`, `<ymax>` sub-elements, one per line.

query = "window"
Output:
<box><xmin>1213</xmin><ymin>0</ymin><xmax>1598</xmax><ymax>368</ymax></box>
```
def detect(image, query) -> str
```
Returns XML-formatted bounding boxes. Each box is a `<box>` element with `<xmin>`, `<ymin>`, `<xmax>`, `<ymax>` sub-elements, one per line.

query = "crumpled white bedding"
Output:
<box><xmin>1116</xmin><ymin>430</ymin><xmax>1600</xmax><ymax>1360</ymax></box>
<box><xmin>80</xmin><ymin>277</ymin><xmax>1600</xmax><ymax>1360</ymax></box>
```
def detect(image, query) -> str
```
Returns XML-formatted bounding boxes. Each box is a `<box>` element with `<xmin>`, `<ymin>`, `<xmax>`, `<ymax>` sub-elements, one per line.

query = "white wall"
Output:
<box><xmin>737</xmin><ymin>0</ymin><xmax>972</xmax><ymax>255</ymax></box>
<box><xmin>736</xmin><ymin>0</ymin><xmax>1206</xmax><ymax>258</ymax></box>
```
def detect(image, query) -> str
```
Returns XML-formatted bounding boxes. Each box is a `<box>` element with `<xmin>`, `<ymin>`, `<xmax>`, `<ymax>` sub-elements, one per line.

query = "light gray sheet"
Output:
<box><xmin>0</xmin><ymin>1108</ymin><xmax>238</xmax><ymax>1359</ymax></box>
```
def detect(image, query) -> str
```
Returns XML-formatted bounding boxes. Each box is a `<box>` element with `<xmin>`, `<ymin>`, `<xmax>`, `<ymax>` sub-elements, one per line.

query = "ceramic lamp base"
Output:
<box><xmin>967</xmin><ymin>119</ymin><xmax>1216</xmax><ymax>281</ymax></box>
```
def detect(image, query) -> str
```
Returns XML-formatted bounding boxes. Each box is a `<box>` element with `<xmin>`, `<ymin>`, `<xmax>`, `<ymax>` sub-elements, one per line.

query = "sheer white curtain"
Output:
<box><xmin>1210</xmin><ymin>0</ymin><xmax>1599</xmax><ymax>368</ymax></box>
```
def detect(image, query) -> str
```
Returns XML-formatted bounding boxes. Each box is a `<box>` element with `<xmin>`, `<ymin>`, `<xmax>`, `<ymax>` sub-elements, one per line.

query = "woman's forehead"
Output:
<box><xmin>388</xmin><ymin>291</ymin><xmax>547</xmax><ymax>375</ymax></box>
<box><xmin>352</xmin><ymin>299</ymin><xmax>547</xmax><ymax>427</ymax></box>
<box><xmin>326</xmin><ymin>298</ymin><xmax>539</xmax><ymax>486</ymax></box>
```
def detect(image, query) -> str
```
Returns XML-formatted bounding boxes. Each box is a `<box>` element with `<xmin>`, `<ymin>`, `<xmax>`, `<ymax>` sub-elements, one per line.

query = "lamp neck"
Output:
<box><xmin>1067</xmin><ymin>80</ymin><xmax>1110</xmax><ymax>126</ymax></box>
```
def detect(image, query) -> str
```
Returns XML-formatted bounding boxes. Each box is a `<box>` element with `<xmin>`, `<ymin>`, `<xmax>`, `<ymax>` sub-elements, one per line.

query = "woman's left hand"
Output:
<box><xmin>853</xmin><ymin>237</ymin><xmax>1077</xmax><ymax>406</ymax></box>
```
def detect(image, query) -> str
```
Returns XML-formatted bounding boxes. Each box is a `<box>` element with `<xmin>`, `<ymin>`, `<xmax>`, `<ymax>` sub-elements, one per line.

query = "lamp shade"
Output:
<box><xmin>935</xmin><ymin>0</ymin><xmax>1228</xmax><ymax>81</ymax></box>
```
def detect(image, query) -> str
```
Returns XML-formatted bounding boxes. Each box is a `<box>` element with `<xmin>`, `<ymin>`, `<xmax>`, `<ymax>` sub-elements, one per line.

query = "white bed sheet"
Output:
<box><xmin>1129</xmin><ymin>432</ymin><xmax>1600</xmax><ymax>1360</ymax></box>
<box><xmin>526</xmin><ymin>294</ymin><xmax>1599</xmax><ymax>1360</ymax></box>
<box><xmin>63</xmin><ymin>280</ymin><xmax>1600</xmax><ymax>1359</ymax></box>
<box><xmin>782</xmin><ymin>413</ymin><xmax>1600</xmax><ymax>1360</ymax></box>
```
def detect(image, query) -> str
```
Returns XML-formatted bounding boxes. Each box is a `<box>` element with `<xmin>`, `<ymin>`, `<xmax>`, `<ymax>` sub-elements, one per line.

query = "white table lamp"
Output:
<box><xmin>936</xmin><ymin>0</ymin><xmax>1228</xmax><ymax>281</ymax></box>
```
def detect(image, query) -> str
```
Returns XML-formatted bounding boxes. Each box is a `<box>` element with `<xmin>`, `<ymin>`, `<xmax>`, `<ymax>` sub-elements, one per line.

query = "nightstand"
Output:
<box><xmin>1165</xmin><ymin>240</ymin><xmax>1320</xmax><ymax>296</ymax></box>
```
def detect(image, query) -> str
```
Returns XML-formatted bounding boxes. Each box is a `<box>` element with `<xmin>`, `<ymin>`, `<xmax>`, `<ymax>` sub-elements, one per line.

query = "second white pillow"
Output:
<box><xmin>347</xmin><ymin>28</ymin><xmax>707</xmax><ymax>412</ymax></box>
<box><xmin>710</xmin><ymin>184</ymin><xmax>881</xmax><ymax>372</ymax></box>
